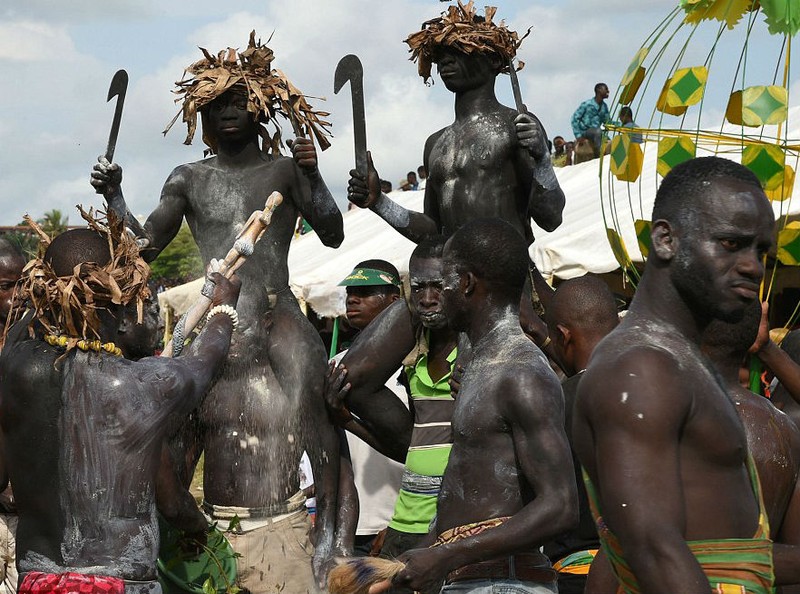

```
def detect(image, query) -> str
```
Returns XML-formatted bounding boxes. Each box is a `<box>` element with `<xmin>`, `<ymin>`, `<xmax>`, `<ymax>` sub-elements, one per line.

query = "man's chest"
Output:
<box><xmin>429</xmin><ymin>119</ymin><xmax>516</xmax><ymax>179</ymax></box>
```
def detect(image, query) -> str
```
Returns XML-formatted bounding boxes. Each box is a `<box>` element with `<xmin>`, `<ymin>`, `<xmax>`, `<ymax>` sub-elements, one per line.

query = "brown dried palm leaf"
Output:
<box><xmin>163</xmin><ymin>30</ymin><xmax>331</xmax><ymax>155</ymax></box>
<box><xmin>7</xmin><ymin>207</ymin><xmax>151</xmax><ymax>349</ymax></box>
<box><xmin>404</xmin><ymin>1</ymin><xmax>531</xmax><ymax>83</ymax></box>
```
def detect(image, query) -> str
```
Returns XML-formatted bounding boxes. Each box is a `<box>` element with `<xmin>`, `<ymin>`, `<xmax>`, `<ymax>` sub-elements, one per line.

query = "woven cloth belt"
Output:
<box><xmin>446</xmin><ymin>553</ymin><xmax>557</xmax><ymax>585</ymax></box>
<box><xmin>202</xmin><ymin>490</ymin><xmax>305</xmax><ymax>520</ymax></box>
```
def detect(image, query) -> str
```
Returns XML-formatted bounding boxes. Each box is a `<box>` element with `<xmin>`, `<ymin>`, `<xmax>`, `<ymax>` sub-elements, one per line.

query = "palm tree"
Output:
<box><xmin>38</xmin><ymin>209</ymin><xmax>69</xmax><ymax>237</ymax></box>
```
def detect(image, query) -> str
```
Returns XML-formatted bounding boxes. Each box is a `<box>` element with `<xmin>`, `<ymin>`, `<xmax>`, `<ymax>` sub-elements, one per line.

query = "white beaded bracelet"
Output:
<box><xmin>207</xmin><ymin>304</ymin><xmax>239</xmax><ymax>331</ymax></box>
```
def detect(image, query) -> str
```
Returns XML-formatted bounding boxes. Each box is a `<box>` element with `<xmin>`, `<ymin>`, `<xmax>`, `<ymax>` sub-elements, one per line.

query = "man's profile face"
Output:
<box><xmin>670</xmin><ymin>177</ymin><xmax>774</xmax><ymax>323</ymax></box>
<box><xmin>597</xmin><ymin>85</ymin><xmax>610</xmax><ymax>99</ymax></box>
<box><xmin>440</xmin><ymin>247</ymin><xmax>469</xmax><ymax>331</ymax></box>
<box><xmin>410</xmin><ymin>256</ymin><xmax>447</xmax><ymax>329</ymax></box>
<box><xmin>433</xmin><ymin>46</ymin><xmax>495</xmax><ymax>93</ymax></box>
<box><xmin>204</xmin><ymin>90</ymin><xmax>258</xmax><ymax>142</ymax></box>
<box><xmin>0</xmin><ymin>256</ymin><xmax>23</xmax><ymax>324</ymax></box>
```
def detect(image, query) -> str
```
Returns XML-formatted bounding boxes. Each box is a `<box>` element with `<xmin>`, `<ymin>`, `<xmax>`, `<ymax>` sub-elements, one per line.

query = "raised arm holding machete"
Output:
<box><xmin>90</xmin><ymin>32</ymin><xmax>344</xmax><ymax>592</ymax></box>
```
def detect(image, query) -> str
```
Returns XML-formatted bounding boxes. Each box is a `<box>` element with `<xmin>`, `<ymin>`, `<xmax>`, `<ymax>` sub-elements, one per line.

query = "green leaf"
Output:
<box><xmin>227</xmin><ymin>515</ymin><xmax>242</xmax><ymax>533</ymax></box>
<box><xmin>202</xmin><ymin>577</ymin><xmax>216</xmax><ymax>594</ymax></box>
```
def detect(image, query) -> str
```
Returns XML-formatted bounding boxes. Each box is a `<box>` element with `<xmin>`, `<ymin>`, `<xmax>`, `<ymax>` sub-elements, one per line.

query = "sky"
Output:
<box><xmin>0</xmin><ymin>0</ymin><xmax>790</xmax><ymax>226</ymax></box>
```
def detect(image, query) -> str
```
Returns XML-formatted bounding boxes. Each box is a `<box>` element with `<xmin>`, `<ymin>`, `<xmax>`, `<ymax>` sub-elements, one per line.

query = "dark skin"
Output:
<box><xmin>0</xmin><ymin>249</ymin><xmax>25</xmax><ymax>350</ymax></box>
<box><xmin>329</xmin><ymin>257</ymin><xmax>457</xmax><ymax>462</ymax></box>
<box><xmin>330</xmin><ymin>282</ymin><xmax>400</xmax><ymax>555</ymax></box>
<box><xmin>574</xmin><ymin>178</ymin><xmax>777</xmax><ymax>593</ymax></box>
<box><xmin>348</xmin><ymin>47</ymin><xmax>564</xmax><ymax>243</ymax></box>
<box><xmin>0</xmin><ymin>271</ymin><xmax>239</xmax><ymax>582</ymax></box>
<box><xmin>384</xmin><ymin>239</ymin><xmax>576</xmax><ymax>593</ymax></box>
<box><xmin>91</xmin><ymin>88</ymin><xmax>344</xmax><ymax>583</ymax></box>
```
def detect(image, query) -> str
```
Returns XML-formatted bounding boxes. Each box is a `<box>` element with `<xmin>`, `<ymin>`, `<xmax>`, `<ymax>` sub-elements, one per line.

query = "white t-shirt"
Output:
<box><xmin>333</xmin><ymin>351</ymin><xmax>409</xmax><ymax>535</ymax></box>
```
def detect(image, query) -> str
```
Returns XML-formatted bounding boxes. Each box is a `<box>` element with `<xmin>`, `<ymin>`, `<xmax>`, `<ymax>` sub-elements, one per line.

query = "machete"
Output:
<box><xmin>334</xmin><ymin>55</ymin><xmax>368</xmax><ymax>176</ymax></box>
<box><xmin>508</xmin><ymin>59</ymin><xmax>525</xmax><ymax>114</ymax></box>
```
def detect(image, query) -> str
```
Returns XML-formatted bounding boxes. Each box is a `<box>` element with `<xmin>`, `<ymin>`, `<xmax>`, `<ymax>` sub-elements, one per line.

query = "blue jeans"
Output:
<box><xmin>440</xmin><ymin>579</ymin><xmax>558</xmax><ymax>593</ymax></box>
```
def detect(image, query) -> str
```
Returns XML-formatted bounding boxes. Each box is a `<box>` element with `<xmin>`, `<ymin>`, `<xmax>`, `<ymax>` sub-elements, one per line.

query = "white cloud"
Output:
<box><xmin>0</xmin><ymin>20</ymin><xmax>80</xmax><ymax>62</ymax></box>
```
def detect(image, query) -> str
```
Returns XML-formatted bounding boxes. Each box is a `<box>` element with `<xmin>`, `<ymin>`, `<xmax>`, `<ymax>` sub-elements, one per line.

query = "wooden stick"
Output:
<box><xmin>161</xmin><ymin>191</ymin><xmax>283</xmax><ymax>357</ymax></box>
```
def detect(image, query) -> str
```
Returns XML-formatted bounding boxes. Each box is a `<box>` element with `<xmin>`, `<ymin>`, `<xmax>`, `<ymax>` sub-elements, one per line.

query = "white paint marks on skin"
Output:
<box><xmin>637</xmin><ymin>413</ymin><xmax>644</xmax><ymax>420</ymax></box>
<box><xmin>373</xmin><ymin>193</ymin><xmax>411</xmax><ymax>228</ymax></box>
<box><xmin>246</xmin><ymin>436</ymin><xmax>259</xmax><ymax>448</ymax></box>
<box><xmin>620</xmin><ymin>392</ymin><xmax>628</xmax><ymax>404</ymax></box>
<box><xmin>621</xmin><ymin>503</ymin><xmax>628</xmax><ymax>508</ymax></box>
<box><xmin>287</xmin><ymin>434</ymin><xmax>295</xmax><ymax>444</ymax></box>
<box><xmin>628</xmin><ymin>373</ymin><xmax>637</xmax><ymax>378</ymax></box>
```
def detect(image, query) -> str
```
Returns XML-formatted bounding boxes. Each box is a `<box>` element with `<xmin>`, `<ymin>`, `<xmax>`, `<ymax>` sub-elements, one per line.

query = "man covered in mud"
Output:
<box><xmin>0</xmin><ymin>212</ymin><xmax>240</xmax><ymax>594</ymax></box>
<box><xmin>384</xmin><ymin>218</ymin><xmax>576</xmax><ymax>593</ymax></box>
<box><xmin>347</xmin><ymin>2</ymin><xmax>564</xmax><ymax>244</ymax></box>
<box><xmin>90</xmin><ymin>32</ymin><xmax>343</xmax><ymax>592</ymax></box>
<box><xmin>572</xmin><ymin>157</ymin><xmax>789</xmax><ymax>592</ymax></box>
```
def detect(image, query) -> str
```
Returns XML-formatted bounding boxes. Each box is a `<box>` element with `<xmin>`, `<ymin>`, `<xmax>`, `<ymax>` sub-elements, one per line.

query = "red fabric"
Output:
<box><xmin>19</xmin><ymin>571</ymin><xmax>125</xmax><ymax>594</ymax></box>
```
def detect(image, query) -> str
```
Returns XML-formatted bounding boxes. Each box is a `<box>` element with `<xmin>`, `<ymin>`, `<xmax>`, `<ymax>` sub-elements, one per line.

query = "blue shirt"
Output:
<box><xmin>571</xmin><ymin>97</ymin><xmax>609</xmax><ymax>139</ymax></box>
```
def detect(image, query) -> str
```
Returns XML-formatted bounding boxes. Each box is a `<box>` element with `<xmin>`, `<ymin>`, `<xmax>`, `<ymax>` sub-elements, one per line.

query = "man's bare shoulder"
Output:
<box><xmin>483</xmin><ymin>332</ymin><xmax>562</xmax><ymax>405</ymax></box>
<box><xmin>579</xmin><ymin>322</ymin><xmax>699</xmax><ymax>419</ymax></box>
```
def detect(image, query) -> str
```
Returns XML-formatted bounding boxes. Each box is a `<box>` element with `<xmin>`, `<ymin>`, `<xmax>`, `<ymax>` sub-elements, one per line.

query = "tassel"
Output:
<box><xmin>328</xmin><ymin>557</ymin><xmax>405</xmax><ymax>594</ymax></box>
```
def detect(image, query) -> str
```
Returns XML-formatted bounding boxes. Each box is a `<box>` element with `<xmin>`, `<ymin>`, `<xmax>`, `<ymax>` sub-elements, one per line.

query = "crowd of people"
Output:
<box><xmin>0</xmin><ymin>3</ymin><xmax>798</xmax><ymax>594</ymax></box>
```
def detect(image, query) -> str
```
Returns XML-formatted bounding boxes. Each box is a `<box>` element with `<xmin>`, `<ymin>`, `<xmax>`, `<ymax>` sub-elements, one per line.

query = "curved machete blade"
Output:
<box><xmin>105</xmin><ymin>69</ymin><xmax>128</xmax><ymax>163</ymax></box>
<box><xmin>334</xmin><ymin>55</ymin><xmax>367</xmax><ymax>175</ymax></box>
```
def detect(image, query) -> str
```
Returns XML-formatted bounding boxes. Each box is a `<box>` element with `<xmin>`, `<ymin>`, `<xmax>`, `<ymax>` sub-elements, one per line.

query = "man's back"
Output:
<box><xmin>1</xmin><ymin>343</ymin><xmax>188</xmax><ymax>580</ymax></box>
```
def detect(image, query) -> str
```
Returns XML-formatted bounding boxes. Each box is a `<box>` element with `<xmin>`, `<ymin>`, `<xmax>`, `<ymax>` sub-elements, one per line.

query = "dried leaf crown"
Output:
<box><xmin>8</xmin><ymin>207</ymin><xmax>151</xmax><ymax>350</ymax></box>
<box><xmin>405</xmin><ymin>1</ymin><xmax>530</xmax><ymax>83</ymax></box>
<box><xmin>163</xmin><ymin>30</ymin><xmax>332</xmax><ymax>156</ymax></box>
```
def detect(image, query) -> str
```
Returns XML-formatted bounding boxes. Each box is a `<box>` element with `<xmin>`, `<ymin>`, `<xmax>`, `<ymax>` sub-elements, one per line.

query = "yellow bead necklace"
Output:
<box><xmin>44</xmin><ymin>334</ymin><xmax>123</xmax><ymax>357</ymax></box>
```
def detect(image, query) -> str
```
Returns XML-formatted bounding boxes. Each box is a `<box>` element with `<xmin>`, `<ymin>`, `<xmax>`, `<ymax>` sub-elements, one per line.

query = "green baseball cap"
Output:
<box><xmin>338</xmin><ymin>267</ymin><xmax>400</xmax><ymax>287</ymax></box>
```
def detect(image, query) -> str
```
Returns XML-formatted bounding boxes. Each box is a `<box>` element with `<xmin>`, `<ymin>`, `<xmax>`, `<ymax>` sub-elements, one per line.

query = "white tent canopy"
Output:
<box><xmin>161</xmin><ymin>111</ymin><xmax>800</xmax><ymax>318</ymax></box>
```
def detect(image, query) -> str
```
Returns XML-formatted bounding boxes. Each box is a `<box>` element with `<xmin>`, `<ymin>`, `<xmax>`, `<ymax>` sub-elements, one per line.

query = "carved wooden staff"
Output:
<box><xmin>163</xmin><ymin>191</ymin><xmax>283</xmax><ymax>357</ymax></box>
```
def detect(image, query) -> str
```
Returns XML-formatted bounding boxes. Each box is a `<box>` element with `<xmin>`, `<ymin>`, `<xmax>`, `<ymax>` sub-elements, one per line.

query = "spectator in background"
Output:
<box><xmin>619</xmin><ymin>106</ymin><xmax>643</xmax><ymax>144</ymax></box>
<box><xmin>400</xmin><ymin>171</ymin><xmax>419</xmax><ymax>192</ymax></box>
<box><xmin>380</xmin><ymin>180</ymin><xmax>393</xmax><ymax>194</ymax></box>
<box><xmin>552</xmin><ymin>135</ymin><xmax>573</xmax><ymax>168</ymax></box>
<box><xmin>571</xmin><ymin>82</ymin><xmax>610</xmax><ymax>156</ymax></box>
<box><xmin>417</xmin><ymin>166</ymin><xmax>427</xmax><ymax>190</ymax></box>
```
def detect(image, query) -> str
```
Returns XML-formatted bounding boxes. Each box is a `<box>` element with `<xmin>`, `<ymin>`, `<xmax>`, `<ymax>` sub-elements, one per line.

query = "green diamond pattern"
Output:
<box><xmin>781</xmin><ymin>233</ymin><xmax>800</xmax><ymax>264</ymax></box>
<box><xmin>747</xmin><ymin>88</ymin><xmax>785</xmax><ymax>122</ymax></box>
<box><xmin>660</xmin><ymin>141</ymin><xmax>695</xmax><ymax>170</ymax></box>
<box><xmin>635</xmin><ymin>220</ymin><xmax>652</xmax><ymax>257</ymax></box>
<box><xmin>671</xmin><ymin>70</ymin><xmax>703</xmax><ymax>104</ymax></box>
<box><xmin>611</xmin><ymin>138</ymin><xmax>628</xmax><ymax>169</ymax></box>
<box><xmin>746</xmin><ymin>147</ymin><xmax>784</xmax><ymax>186</ymax></box>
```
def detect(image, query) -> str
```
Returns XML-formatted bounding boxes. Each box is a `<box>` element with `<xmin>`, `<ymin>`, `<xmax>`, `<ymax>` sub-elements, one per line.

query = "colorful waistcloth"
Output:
<box><xmin>19</xmin><ymin>572</ymin><xmax>124</xmax><ymax>594</ymax></box>
<box><xmin>583</xmin><ymin>455</ymin><xmax>774</xmax><ymax>594</ymax></box>
<box><xmin>434</xmin><ymin>516</ymin><xmax>511</xmax><ymax>547</ymax></box>
<box><xmin>552</xmin><ymin>549</ymin><xmax>598</xmax><ymax>576</ymax></box>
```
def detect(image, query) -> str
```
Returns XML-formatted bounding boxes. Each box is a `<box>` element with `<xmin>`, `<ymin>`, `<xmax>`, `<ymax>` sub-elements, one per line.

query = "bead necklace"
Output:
<box><xmin>44</xmin><ymin>334</ymin><xmax>123</xmax><ymax>357</ymax></box>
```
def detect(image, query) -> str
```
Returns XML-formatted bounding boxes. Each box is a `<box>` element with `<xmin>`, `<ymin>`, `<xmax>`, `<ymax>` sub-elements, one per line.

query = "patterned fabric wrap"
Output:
<box><xmin>583</xmin><ymin>456</ymin><xmax>774</xmax><ymax>594</ymax></box>
<box><xmin>19</xmin><ymin>572</ymin><xmax>125</xmax><ymax>594</ymax></box>
<box><xmin>552</xmin><ymin>549</ymin><xmax>598</xmax><ymax>575</ymax></box>
<box><xmin>434</xmin><ymin>516</ymin><xmax>511</xmax><ymax>547</ymax></box>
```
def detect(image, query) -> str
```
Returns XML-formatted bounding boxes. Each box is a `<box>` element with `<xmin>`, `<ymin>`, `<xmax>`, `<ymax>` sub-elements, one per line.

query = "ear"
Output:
<box><xmin>462</xmin><ymin>272</ymin><xmax>477</xmax><ymax>296</ymax></box>
<box><xmin>556</xmin><ymin>323</ymin><xmax>571</xmax><ymax>349</ymax></box>
<box><xmin>389</xmin><ymin>293</ymin><xmax>401</xmax><ymax>303</ymax></box>
<box><xmin>651</xmin><ymin>219</ymin><xmax>678</xmax><ymax>261</ymax></box>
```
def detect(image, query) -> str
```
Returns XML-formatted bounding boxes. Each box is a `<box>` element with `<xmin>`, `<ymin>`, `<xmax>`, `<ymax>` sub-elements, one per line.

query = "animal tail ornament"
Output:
<box><xmin>328</xmin><ymin>557</ymin><xmax>405</xmax><ymax>594</ymax></box>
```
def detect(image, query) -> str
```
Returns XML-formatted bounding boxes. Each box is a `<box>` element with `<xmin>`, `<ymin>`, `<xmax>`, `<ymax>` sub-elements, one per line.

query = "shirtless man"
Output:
<box><xmin>347</xmin><ymin>2</ymin><xmax>564</xmax><ymax>244</ymax></box>
<box><xmin>542</xmin><ymin>276</ymin><xmax>619</xmax><ymax>594</ymax></box>
<box><xmin>385</xmin><ymin>218</ymin><xmax>576</xmax><ymax>593</ymax></box>
<box><xmin>0</xmin><ymin>220</ymin><xmax>240</xmax><ymax>594</ymax></box>
<box><xmin>573</xmin><ymin>156</ymin><xmax>780</xmax><ymax>593</ymax></box>
<box><xmin>703</xmin><ymin>303</ymin><xmax>800</xmax><ymax>591</ymax></box>
<box><xmin>0</xmin><ymin>237</ymin><xmax>25</xmax><ymax>592</ymax></box>
<box><xmin>329</xmin><ymin>238</ymin><xmax>458</xmax><ymax>594</ymax></box>
<box><xmin>90</xmin><ymin>34</ymin><xmax>343</xmax><ymax>591</ymax></box>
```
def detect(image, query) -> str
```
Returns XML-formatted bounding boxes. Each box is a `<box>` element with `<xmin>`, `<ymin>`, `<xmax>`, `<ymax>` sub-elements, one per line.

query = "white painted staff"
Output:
<box><xmin>163</xmin><ymin>191</ymin><xmax>283</xmax><ymax>357</ymax></box>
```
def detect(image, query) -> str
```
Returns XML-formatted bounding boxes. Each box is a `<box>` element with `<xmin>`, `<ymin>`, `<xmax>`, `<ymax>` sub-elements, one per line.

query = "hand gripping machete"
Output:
<box><xmin>334</xmin><ymin>55</ymin><xmax>368</xmax><ymax>177</ymax></box>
